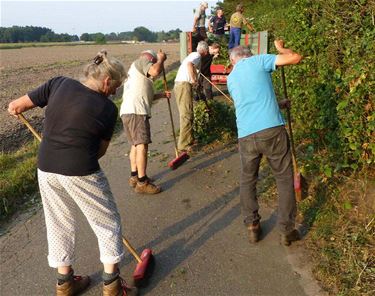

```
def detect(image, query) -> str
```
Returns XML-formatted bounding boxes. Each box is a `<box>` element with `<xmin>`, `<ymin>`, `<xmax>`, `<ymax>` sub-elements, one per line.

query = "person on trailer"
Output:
<box><xmin>228</xmin><ymin>4</ymin><xmax>255</xmax><ymax>49</ymax></box>
<box><xmin>208</xmin><ymin>7</ymin><xmax>227</xmax><ymax>40</ymax></box>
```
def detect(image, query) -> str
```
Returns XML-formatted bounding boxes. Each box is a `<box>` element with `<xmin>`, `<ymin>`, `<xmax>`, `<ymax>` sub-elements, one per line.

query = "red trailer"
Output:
<box><xmin>179</xmin><ymin>31</ymin><xmax>269</xmax><ymax>84</ymax></box>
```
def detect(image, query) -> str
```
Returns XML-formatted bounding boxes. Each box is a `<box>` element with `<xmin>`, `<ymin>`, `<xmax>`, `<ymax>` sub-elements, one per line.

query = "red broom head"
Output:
<box><xmin>294</xmin><ymin>172</ymin><xmax>301</xmax><ymax>190</ymax></box>
<box><xmin>294</xmin><ymin>172</ymin><xmax>302</xmax><ymax>202</ymax></box>
<box><xmin>133</xmin><ymin>248</ymin><xmax>153</xmax><ymax>280</ymax></box>
<box><xmin>168</xmin><ymin>152</ymin><xmax>189</xmax><ymax>170</ymax></box>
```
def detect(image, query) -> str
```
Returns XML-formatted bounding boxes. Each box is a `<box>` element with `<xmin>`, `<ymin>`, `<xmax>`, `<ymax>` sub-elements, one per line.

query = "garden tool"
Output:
<box><xmin>161</xmin><ymin>67</ymin><xmax>189</xmax><ymax>170</ymax></box>
<box><xmin>198</xmin><ymin>72</ymin><xmax>233</xmax><ymax>104</ymax></box>
<box><xmin>17</xmin><ymin>113</ymin><xmax>154</xmax><ymax>284</ymax></box>
<box><xmin>280</xmin><ymin>67</ymin><xmax>307</xmax><ymax>202</ymax></box>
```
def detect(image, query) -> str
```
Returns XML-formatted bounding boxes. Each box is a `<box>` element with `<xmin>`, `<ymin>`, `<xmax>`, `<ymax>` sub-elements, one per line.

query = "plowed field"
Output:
<box><xmin>0</xmin><ymin>42</ymin><xmax>180</xmax><ymax>151</ymax></box>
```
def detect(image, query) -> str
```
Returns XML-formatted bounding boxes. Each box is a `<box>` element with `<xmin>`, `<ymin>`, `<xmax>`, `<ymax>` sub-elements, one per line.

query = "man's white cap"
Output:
<box><xmin>141</xmin><ymin>50</ymin><xmax>157</xmax><ymax>59</ymax></box>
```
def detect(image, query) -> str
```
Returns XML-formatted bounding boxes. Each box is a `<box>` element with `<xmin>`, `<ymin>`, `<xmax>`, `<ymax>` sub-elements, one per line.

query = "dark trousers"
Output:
<box><xmin>192</xmin><ymin>27</ymin><xmax>207</xmax><ymax>51</ymax></box>
<box><xmin>198</xmin><ymin>75</ymin><xmax>213</xmax><ymax>100</ymax></box>
<box><xmin>238</xmin><ymin>126</ymin><xmax>296</xmax><ymax>234</ymax></box>
<box><xmin>228</xmin><ymin>27</ymin><xmax>241</xmax><ymax>49</ymax></box>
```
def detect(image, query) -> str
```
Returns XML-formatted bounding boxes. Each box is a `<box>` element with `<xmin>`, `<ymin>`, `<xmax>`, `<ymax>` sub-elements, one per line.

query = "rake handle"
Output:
<box><xmin>199</xmin><ymin>72</ymin><xmax>233</xmax><ymax>104</ymax></box>
<box><xmin>18</xmin><ymin>113</ymin><xmax>42</xmax><ymax>142</ymax></box>
<box><xmin>162</xmin><ymin>67</ymin><xmax>179</xmax><ymax>158</ymax></box>
<box><xmin>280</xmin><ymin>67</ymin><xmax>297</xmax><ymax>159</ymax></box>
<box><xmin>122</xmin><ymin>237</ymin><xmax>142</xmax><ymax>263</ymax></box>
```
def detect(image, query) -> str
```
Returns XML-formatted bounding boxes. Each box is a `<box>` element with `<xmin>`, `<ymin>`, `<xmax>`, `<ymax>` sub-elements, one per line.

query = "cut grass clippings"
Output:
<box><xmin>299</xmin><ymin>173</ymin><xmax>375</xmax><ymax>296</ymax></box>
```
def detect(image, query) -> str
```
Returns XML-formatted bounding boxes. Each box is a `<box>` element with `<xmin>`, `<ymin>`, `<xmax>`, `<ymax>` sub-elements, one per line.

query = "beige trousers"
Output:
<box><xmin>174</xmin><ymin>82</ymin><xmax>194</xmax><ymax>150</ymax></box>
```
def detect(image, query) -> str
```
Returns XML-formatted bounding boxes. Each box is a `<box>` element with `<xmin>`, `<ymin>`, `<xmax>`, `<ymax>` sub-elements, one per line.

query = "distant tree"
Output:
<box><xmin>133</xmin><ymin>26</ymin><xmax>157</xmax><ymax>42</ymax></box>
<box><xmin>118</xmin><ymin>31</ymin><xmax>134</xmax><ymax>41</ymax></box>
<box><xmin>0</xmin><ymin>25</ymin><xmax>77</xmax><ymax>43</ymax></box>
<box><xmin>0</xmin><ymin>26</ymin><xmax>180</xmax><ymax>43</ymax></box>
<box><xmin>106</xmin><ymin>32</ymin><xmax>118</xmax><ymax>41</ymax></box>
<box><xmin>80</xmin><ymin>33</ymin><xmax>91</xmax><ymax>41</ymax></box>
<box><xmin>94</xmin><ymin>33</ymin><xmax>106</xmax><ymax>44</ymax></box>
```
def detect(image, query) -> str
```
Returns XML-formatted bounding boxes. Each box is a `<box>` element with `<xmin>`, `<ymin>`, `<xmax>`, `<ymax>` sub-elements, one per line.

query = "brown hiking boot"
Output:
<box><xmin>247</xmin><ymin>222</ymin><xmax>262</xmax><ymax>243</ymax></box>
<box><xmin>128</xmin><ymin>176</ymin><xmax>138</xmax><ymax>188</ymax></box>
<box><xmin>56</xmin><ymin>275</ymin><xmax>90</xmax><ymax>296</ymax></box>
<box><xmin>103</xmin><ymin>277</ymin><xmax>138</xmax><ymax>296</ymax></box>
<box><xmin>129</xmin><ymin>176</ymin><xmax>154</xmax><ymax>188</ymax></box>
<box><xmin>281</xmin><ymin>229</ymin><xmax>300</xmax><ymax>246</ymax></box>
<box><xmin>135</xmin><ymin>179</ymin><xmax>161</xmax><ymax>194</ymax></box>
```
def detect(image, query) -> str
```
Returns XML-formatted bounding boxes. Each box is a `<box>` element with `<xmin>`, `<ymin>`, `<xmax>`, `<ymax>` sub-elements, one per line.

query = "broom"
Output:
<box><xmin>17</xmin><ymin>113</ymin><xmax>154</xmax><ymax>284</ymax></box>
<box><xmin>161</xmin><ymin>67</ymin><xmax>189</xmax><ymax>169</ymax></box>
<box><xmin>280</xmin><ymin>67</ymin><xmax>306</xmax><ymax>202</ymax></box>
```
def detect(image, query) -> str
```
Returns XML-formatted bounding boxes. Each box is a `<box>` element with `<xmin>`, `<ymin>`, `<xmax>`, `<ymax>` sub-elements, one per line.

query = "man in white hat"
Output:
<box><xmin>120</xmin><ymin>50</ymin><xmax>171</xmax><ymax>194</ymax></box>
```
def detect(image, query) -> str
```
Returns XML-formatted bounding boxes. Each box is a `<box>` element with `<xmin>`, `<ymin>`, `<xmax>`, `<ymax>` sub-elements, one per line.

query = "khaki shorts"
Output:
<box><xmin>121</xmin><ymin>114</ymin><xmax>151</xmax><ymax>146</ymax></box>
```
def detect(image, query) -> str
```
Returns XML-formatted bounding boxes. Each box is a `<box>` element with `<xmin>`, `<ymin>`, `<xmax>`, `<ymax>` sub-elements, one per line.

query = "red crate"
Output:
<box><xmin>210</xmin><ymin>64</ymin><xmax>232</xmax><ymax>74</ymax></box>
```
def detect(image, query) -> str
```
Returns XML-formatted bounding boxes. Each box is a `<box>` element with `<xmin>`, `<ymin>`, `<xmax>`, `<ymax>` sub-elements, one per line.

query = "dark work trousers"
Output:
<box><xmin>238</xmin><ymin>125</ymin><xmax>296</xmax><ymax>234</ymax></box>
<box><xmin>192</xmin><ymin>27</ymin><xmax>207</xmax><ymax>52</ymax></box>
<box><xmin>198</xmin><ymin>75</ymin><xmax>213</xmax><ymax>100</ymax></box>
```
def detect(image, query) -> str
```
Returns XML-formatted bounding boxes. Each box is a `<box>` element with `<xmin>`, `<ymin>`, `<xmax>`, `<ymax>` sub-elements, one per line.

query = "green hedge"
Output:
<box><xmin>223</xmin><ymin>0</ymin><xmax>374</xmax><ymax>174</ymax></box>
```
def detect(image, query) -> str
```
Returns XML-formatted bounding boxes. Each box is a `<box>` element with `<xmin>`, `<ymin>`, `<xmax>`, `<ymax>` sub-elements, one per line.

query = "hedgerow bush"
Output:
<box><xmin>193</xmin><ymin>100</ymin><xmax>236</xmax><ymax>144</ymax></box>
<box><xmin>223</xmin><ymin>0</ymin><xmax>374</xmax><ymax>173</ymax></box>
<box><xmin>221</xmin><ymin>1</ymin><xmax>374</xmax><ymax>294</ymax></box>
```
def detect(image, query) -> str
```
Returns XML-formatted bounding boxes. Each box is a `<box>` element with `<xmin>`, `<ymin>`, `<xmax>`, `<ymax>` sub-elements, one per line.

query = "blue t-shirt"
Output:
<box><xmin>227</xmin><ymin>54</ymin><xmax>284</xmax><ymax>138</ymax></box>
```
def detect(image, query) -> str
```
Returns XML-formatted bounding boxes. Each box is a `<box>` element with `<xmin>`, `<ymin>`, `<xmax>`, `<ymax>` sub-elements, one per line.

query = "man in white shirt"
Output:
<box><xmin>120</xmin><ymin>50</ymin><xmax>170</xmax><ymax>194</ymax></box>
<box><xmin>174</xmin><ymin>41</ymin><xmax>209</xmax><ymax>151</ymax></box>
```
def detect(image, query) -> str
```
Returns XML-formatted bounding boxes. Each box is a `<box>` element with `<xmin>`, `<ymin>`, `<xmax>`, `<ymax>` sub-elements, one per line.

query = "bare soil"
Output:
<box><xmin>0</xmin><ymin>42</ymin><xmax>180</xmax><ymax>152</ymax></box>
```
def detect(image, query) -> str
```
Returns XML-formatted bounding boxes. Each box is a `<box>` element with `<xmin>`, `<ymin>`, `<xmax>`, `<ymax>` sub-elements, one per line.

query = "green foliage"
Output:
<box><xmin>0</xmin><ymin>26</ymin><xmax>79</xmax><ymax>43</ymax></box>
<box><xmin>94</xmin><ymin>33</ymin><xmax>106</xmax><ymax>44</ymax></box>
<box><xmin>193</xmin><ymin>100</ymin><xmax>236</xmax><ymax>144</ymax></box>
<box><xmin>221</xmin><ymin>1</ymin><xmax>375</xmax><ymax>294</ymax></box>
<box><xmin>222</xmin><ymin>0</ymin><xmax>374</xmax><ymax>173</ymax></box>
<box><xmin>0</xmin><ymin>142</ymin><xmax>39</xmax><ymax>220</ymax></box>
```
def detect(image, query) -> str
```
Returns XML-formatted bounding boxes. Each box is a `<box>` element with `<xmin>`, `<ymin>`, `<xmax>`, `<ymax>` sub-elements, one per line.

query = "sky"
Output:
<box><xmin>0</xmin><ymin>0</ymin><xmax>219</xmax><ymax>36</ymax></box>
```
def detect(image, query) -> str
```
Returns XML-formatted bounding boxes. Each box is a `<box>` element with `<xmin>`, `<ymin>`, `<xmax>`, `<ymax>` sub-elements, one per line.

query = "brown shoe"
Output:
<box><xmin>129</xmin><ymin>176</ymin><xmax>155</xmax><ymax>188</ymax></box>
<box><xmin>103</xmin><ymin>277</ymin><xmax>138</xmax><ymax>296</ymax></box>
<box><xmin>135</xmin><ymin>179</ymin><xmax>161</xmax><ymax>194</ymax></box>
<box><xmin>128</xmin><ymin>176</ymin><xmax>137</xmax><ymax>188</ymax></box>
<box><xmin>281</xmin><ymin>229</ymin><xmax>300</xmax><ymax>246</ymax></box>
<box><xmin>56</xmin><ymin>275</ymin><xmax>90</xmax><ymax>296</ymax></box>
<box><xmin>247</xmin><ymin>222</ymin><xmax>262</xmax><ymax>243</ymax></box>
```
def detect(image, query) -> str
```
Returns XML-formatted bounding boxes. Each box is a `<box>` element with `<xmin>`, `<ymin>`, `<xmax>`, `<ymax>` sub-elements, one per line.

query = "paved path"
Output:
<box><xmin>0</xmin><ymin>97</ymin><xmax>325</xmax><ymax>296</ymax></box>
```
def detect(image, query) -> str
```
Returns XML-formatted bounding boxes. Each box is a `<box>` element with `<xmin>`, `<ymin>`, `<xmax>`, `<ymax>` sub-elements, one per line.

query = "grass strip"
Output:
<box><xmin>0</xmin><ymin>141</ymin><xmax>39</xmax><ymax>220</ymax></box>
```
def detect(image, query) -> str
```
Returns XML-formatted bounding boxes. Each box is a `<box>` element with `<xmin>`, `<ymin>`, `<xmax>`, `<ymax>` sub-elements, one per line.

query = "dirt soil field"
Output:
<box><xmin>0</xmin><ymin>43</ymin><xmax>180</xmax><ymax>152</ymax></box>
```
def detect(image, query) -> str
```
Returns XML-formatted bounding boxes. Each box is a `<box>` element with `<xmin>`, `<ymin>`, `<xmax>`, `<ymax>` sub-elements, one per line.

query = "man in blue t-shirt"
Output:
<box><xmin>227</xmin><ymin>40</ymin><xmax>302</xmax><ymax>246</ymax></box>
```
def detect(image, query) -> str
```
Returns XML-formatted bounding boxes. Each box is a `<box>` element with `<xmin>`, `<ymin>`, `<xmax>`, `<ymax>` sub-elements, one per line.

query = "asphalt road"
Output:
<box><xmin>0</xmin><ymin>96</ymin><xmax>326</xmax><ymax>296</ymax></box>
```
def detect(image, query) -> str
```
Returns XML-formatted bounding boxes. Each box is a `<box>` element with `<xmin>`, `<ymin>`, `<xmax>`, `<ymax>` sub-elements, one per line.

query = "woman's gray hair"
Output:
<box><xmin>196</xmin><ymin>41</ymin><xmax>209</xmax><ymax>54</ymax></box>
<box><xmin>229</xmin><ymin>46</ymin><xmax>252</xmax><ymax>60</ymax></box>
<box><xmin>82</xmin><ymin>50</ymin><xmax>127</xmax><ymax>86</ymax></box>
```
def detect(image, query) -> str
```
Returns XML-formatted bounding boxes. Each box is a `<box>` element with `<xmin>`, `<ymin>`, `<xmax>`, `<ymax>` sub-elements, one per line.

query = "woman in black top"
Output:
<box><xmin>8</xmin><ymin>51</ymin><xmax>136</xmax><ymax>296</ymax></box>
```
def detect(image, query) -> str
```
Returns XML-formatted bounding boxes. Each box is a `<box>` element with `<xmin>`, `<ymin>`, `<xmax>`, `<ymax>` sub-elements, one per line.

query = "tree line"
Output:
<box><xmin>0</xmin><ymin>26</ymin><xmax>79</xmax><ymax>43</ymax></box>
<box><xmin>0</xmin><ymin>26</ymin><xmax>181</xmax><ymax>43</ymax></box>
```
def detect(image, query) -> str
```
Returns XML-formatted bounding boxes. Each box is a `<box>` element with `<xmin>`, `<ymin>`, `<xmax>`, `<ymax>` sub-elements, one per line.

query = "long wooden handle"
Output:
<box><xmin>199</xmin><ymin>72</ymin><xmax>233</xmax><ymax>104</ymax></box>
<box><xmin>162</xmin><ymin>67</ymin><xmax>179</xmax><ymax>158</ymax></box>
<box><xmin>280</xmin><ymin>67</ymin><xmax>297</xmax><ymax>158</ymax></box>
<box><xmin>122</xmin><ymin>237</ymin><xmax>142</xmax><ymax>263</ymax></box>
<box><xmin>18</xmin><ymin>113</ymin><xmax>42</xmax><ymax>142</ymax></box>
